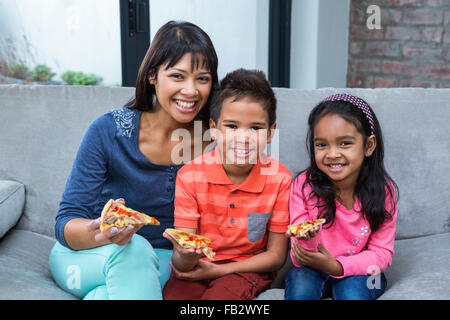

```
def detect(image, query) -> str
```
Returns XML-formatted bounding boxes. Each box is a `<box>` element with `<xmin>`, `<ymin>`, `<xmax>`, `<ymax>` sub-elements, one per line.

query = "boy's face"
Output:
<box><xmin>209</xmin><ymin>97</ymin><xmax>276</xmax><ymax>169</ymax></box>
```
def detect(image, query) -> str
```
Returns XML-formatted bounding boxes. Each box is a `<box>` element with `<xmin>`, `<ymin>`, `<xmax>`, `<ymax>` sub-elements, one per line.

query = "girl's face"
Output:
<box><xmin>150</xmin><ymin>53</ymin><xmax>212</xmax><ymax>124</ymax></box>
<box><xmin>313</xmin><ymin>114</ymin><xmax>376</xmax><ymax>189</ymax></box>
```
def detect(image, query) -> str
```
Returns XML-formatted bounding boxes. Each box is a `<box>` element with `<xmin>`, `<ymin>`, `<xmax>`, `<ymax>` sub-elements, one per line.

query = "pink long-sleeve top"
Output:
<box><xmin>289</xmin><ymin>172</ymin><xmax>397</xmax><ymax>278</ymax></box>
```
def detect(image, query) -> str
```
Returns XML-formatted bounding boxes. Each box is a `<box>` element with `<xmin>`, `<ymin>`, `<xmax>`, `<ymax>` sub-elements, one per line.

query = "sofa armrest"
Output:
<box><xmin>0</xmin><ymin>180</ymin><xmax>25</xmax><ymax>238</ymax></box>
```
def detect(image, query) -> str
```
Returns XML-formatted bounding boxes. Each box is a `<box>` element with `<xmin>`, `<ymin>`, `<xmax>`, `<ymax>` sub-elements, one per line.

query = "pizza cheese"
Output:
<box><xmin>165</xmin><ymin>228</ymin><xmax>216</xmax><ymax>260</ymax></box>
<box><xmin>100</xmin><ymin>199</ymin><xmax>160</xmax><ymax>232</ymax></box>
<box><xmin>288</xmin><ymin>218</ymin><xmax>326</xmax><ymax>237</ymax></box>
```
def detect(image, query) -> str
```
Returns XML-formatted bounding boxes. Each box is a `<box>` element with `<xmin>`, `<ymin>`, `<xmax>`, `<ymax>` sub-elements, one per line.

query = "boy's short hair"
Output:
<box><xmin>210</xmin><ymin>69</ymin><xmax>277</xmax><ymax>126</ymax></box>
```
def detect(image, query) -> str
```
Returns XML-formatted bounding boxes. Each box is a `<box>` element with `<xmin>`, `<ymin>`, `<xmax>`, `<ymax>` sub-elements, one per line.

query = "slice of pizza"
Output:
<box><xmin>100</xmin><ymin>199</ymin><xmax>160</xmax><ymax>232</ymax></box>
<box><xmin>288</xmin><ymin>218</ymin><xmax>326</xmax><ymax>238</ymax></box>
<box><xmin>165</xmin><ymin>228</ymin><xmax>216</xmax><ymax>260</ymax></box>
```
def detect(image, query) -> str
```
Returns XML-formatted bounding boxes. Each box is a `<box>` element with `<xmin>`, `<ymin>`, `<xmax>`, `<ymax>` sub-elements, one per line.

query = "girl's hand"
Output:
<box><xmin>86</xmin><ymin>198</ymin><xmax>142</xmax><ymax>246</ymax></box>
<box><xmin>292</xmin><ymin>242</ymin><xmax>343</xmax><ymax>276</ymax></box>
<box><xmin>170</xmin><ymin>259</ymin><xmax>224</xmax><ymax>281</ymax></box>
<box><xmin>285</xmin><ymin>225</ymin><xmax>320</xmax><ymax>241</ymax></box>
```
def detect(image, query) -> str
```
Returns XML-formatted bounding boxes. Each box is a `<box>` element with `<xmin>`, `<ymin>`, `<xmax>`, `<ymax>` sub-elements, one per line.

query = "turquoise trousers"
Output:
<box><xmin>49</xmin><ymin>234</ymin><xmax>172</xmax><ymax>300</ymax></box>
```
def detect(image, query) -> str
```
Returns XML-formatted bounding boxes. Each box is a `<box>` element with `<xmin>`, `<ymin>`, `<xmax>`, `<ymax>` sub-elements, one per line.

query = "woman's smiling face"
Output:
<box><xmin>313</xmin><ymin>113</ymin><xmax>375</xmax><ymax>189</ymax></box>
<box><xmin>151</xmin><ymin>53</ymin><xmax>212</xmax><ymax>124</ymax></box>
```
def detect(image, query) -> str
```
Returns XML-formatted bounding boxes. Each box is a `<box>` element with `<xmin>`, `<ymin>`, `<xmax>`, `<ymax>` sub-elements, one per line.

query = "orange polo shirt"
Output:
<box><xmin>174</xmin><ymin>147</ymin><xmax>292</xmax><ymax>262</ymax></box>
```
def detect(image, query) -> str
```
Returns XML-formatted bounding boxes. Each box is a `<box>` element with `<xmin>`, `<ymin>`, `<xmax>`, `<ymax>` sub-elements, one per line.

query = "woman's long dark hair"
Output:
<box><xmin>300</xmin><ymin>99</ymin><xmax>398</xmax><ymax>233</ymax></box>
<box><xmin>125</xmin><ymin>20</ymin><xmax>219</xmax><ymax>124</ymax></box>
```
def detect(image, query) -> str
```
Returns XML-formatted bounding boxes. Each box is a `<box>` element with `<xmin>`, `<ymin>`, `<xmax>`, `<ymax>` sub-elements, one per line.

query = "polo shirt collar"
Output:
<box><xmin>203</xmin><ymin>147</ymin><xmax>268</xmax><ymax>193</ymax></box>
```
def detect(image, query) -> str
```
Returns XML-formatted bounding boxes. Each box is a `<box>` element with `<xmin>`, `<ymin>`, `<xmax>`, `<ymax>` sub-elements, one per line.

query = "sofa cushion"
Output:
<box><xmin>256</xmin><ymin>232</ymin><xmax>450</xmax><ymax>300</ymax></box>
<box><xmin>0</xmin><ymin>180</ymin><xmax>25</xmax><ymax>239</ymax></box>
<box><xmin>380</xmin><ymin>232</ymin><xmax>450</xmax><ymax>300</ymax></box>
<box><xmin>0</xmin><ymin>229</ymin><xmax>77</xmax><ymax>299</ymax></box>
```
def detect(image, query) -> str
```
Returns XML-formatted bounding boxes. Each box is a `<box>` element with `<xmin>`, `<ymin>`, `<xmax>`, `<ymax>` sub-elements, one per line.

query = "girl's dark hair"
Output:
<box><xmin>301</xmin><ymin>99</ymin><xmax>398</xmax><ymax>233</ymax></box>
<box><xmin>210</xmin><ymin>68</ymin><xmax>276</xmax><ymax>126</ymax></box>
<box><xmin>125</xmin><ymin>20</ymin><xmax>219</xmax><ymax>124</ymax></box>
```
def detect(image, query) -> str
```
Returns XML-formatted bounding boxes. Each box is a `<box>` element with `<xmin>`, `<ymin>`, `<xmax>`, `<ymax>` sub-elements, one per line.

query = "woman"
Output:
<box><xmin>49</xmin><ymin>21</ymin><xmax>218</xmax><ymax>300</ymax></box>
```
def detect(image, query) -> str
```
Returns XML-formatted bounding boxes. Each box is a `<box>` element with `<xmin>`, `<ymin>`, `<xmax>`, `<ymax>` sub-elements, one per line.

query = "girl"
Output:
<box><xmin>285</xmin><ymin>93</ymin><xmax>399</xmax><ymax>300</ymax></box>
<box><xmin>49</xmin><ymin>21</ymin><xmax>218</xmax><ymax>300</ymax></box>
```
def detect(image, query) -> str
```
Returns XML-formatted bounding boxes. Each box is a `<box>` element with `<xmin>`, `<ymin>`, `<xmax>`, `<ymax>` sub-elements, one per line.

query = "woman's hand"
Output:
<box><xmin>86</xmin><ymin>198</ymin><xmax>142</xmax><ymax>246</ymax></box>
<box><xmin>170</xmin><ymin>259</ymin><xmax>225</xmax><ymax>281</ymax></box>
<box><xmin>292</xmin><ymin>242</ymin><xmax>343</xmax><ymax>276</ymax></box>
<box><xmin>285</xmin><ymin>225</ymin><xmax>320</xmax><ymax>241</ymax></box>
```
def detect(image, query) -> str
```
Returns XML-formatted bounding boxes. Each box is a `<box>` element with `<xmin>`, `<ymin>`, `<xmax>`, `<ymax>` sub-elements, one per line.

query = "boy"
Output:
<box><xmin>162</xmin><ymin>69</ymin><xmax>292</xmax><ymax>300</ymax></box>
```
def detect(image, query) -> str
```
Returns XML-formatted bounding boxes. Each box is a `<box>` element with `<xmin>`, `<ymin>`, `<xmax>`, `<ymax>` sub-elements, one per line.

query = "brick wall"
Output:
<box><xmin>347</xmin><ymin>0</ymin><xmax>450</xmax><ymax>88</ymax></box>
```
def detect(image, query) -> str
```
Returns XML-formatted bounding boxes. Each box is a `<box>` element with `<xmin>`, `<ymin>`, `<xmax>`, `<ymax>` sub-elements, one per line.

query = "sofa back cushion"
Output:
<box><xmin>1</xmin><ymin>85</ymin><xmax>449</xmax><ymax>240</ymax></box>
<box><xmin>0</xmin><ymin>85</ymin><xmax>134</xmax><ymax>237</ymax></box>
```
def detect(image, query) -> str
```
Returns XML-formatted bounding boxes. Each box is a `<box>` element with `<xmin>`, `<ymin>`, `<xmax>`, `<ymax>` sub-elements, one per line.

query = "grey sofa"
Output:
<box><xmin>1</xmin><ymin>84</ymin><xmax>449</xmax><ymax>300</ymax></box>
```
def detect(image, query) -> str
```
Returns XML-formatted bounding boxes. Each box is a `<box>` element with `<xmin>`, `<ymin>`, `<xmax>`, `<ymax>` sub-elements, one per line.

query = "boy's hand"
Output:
<box><xmin>170</xmin><ymin>259</ymin><xmax>224</xmax><ymax>281</ymax></box>
<box><xmin>285</xmin><ymin>225</ymin><xmax>320</xmax><ymax>241</ymax></box>
<box><xmin>163</xmin><ymin>231</ymin><xmax>203</xmax><ymax>272</ymax></box>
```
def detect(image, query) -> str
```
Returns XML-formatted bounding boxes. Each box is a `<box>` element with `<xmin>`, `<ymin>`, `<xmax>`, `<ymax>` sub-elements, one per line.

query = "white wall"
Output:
<box><xmin>149</xmin><ymin>0</ymin><xmax>269</xmax><ymax>81</ymax></box>
<box><xmin>290</xmin><ymin>0</ymin><xmax>350</xmax><ymax>89</ymax></box>
<box><xmin>0</xmin><ymin>0</ymin><xmax>348</xmax><ymax>88</ymax></box>
<box><xmin>0</xmin><ymin>0</ymin><xmax>121</xmax><ymax>85</ymax></box>
<box><xmin>0</xmin><ymin>0</ymin><xmax>269</xmax><ymax>86</ymax></box>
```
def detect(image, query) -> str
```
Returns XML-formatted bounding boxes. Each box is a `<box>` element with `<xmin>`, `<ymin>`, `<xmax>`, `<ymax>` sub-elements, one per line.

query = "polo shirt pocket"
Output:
<box><xmin>247</xmin><ymin>211</ymin><xmax>272</xmax><ymax>243</ymax></box>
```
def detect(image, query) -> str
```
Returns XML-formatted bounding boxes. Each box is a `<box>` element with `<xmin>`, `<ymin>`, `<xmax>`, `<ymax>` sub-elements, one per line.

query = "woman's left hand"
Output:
<box><xmin>170</xmin><ymin>259</ymin><xmax>224</xmax><ymax>281</ymax></box>
<box><xmin>292</xmin><ymin>242</ymin><xmax>343</xmax><ymax>276</ymax></box>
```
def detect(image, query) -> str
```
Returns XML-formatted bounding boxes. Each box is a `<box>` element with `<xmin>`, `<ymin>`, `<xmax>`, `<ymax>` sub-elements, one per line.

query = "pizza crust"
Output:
<box><xmin>99</xmin><ymin>199</ymin><xmax>160</xmax><ymax>232</ymax></box>
<box><xmin>165</xmin><ymin>228</ymin><xmax>216</xmax><ymax>260</ymax></box>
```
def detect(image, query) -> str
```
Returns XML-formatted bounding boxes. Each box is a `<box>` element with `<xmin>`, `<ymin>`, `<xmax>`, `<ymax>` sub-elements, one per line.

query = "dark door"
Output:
<box><xmin>120</xmin><ymin>0</ymin><xmax>150</xmax><ymax>87</ymax></box>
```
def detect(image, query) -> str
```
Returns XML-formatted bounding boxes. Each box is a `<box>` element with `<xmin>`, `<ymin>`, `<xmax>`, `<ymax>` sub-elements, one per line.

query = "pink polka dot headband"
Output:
<box><xmin>322</xmin><ymin>93</ymin><xmax>375</xmax><ymax>135</ymax></box>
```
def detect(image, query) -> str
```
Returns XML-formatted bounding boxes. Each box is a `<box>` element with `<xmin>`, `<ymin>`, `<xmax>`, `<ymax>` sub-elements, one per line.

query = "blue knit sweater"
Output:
<box><xmin>55</xmin><ymin>107</ymin><xmax>182</xmax><ymax>249</ymax></box>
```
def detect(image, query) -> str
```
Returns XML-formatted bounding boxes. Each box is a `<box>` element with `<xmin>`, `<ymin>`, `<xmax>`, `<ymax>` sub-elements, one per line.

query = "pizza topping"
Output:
<box><xmin>288</xmin><ymin>218</ymin><xmax>326</xmax><ymax>237</ymax></box>
<box><xmin>100</xmin><ymin>199</ymin><xmax>160</xmax><ymax>231</ymax></box>
<box><xmin>165</xmin><ymin>228</ymin><xmax>216</xmax><ymax>260</ymax></box>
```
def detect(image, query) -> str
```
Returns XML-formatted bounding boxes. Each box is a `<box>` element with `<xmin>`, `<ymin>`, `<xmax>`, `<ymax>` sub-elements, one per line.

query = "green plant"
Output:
<box><xmin>30</xmin><ymin>64</ymin><xmax>55</xmax><ymax>82</ymax></box>
<box><xmin>10</xmin><ymin>63</ymin><xmax>29</xmax><ymax>79</ymax></box>
<box><xmin>62</xmin><ymin>70</ymin><xmax>103</xmax><ymax>86</ymax></box>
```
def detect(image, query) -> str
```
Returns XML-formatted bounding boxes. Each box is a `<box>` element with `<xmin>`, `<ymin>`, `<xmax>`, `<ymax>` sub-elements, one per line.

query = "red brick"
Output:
<box><xmin>348</xmin><ymin>58</ymin><xmax>382</xmax><ymax>73</ymax></box>
<box><xmin>399</xmin><ymin>80</ymin><xmax>438</xmax><ymax>87</ymax></box>
<box><xmin>349</xmin><ymin>25</ymin><xmax>384</xmax><ymax>40</ymax></box>
<box><xmin>382</xmin><ymin>60</ymin><xmax>418</xmax><ymax>76</ymax></box>
<box><xmin>402</xmin><ymin>44</ymin><xmax>442</xmax><ymax>59</ymax></box>
<box><xmin>365</xmin><ymin>41</ymin><xmax>400</xmax><ymax>57</ymax></box>
<box><xmin>349</xmin><ymin>41</ymin><xmax>364</xmax><ymax>56</ymax></box>
<box><xmin>443</xmin><ymin>44</ymin><xmax>450</xmax><ymax>61</ymax></box>
<box><xmin>445</xmin><ymin>11</ymin><xmax>450</xmax><ymax>24</ymax></box>
<box><xmin>388</xmin><ymin>0</ymin><xmax>422</xmax><ymax>6</ymax></box>
<box><xmin>381</xmin><ymin>9</ymin><xmax>403</xmax><ymax>24</ymax></box>
<box><xmin>403</xmin><ymin>9</ymin><xmax>443</xmax><ymax>25</ymax></box>
<box><xmin>385</xmin><ymin>26</ymin><xmax>421</xmax><ymax>40</ymax></box>
<box><xmin>444</xmin><ymin>27</ymin><xmax>450</xmax><ymax>43</ymax></box>
<box><xmin>347</xmin><ymin>74</ymin><xmax>364</xmax><ymax>88</ymax></box>
<box><xmin>420</xmin><ymin>64</ymin><xmax>450</xmax><ymax>79</ymax></box>
<box><xmin>350</xmin><ymin>8</ymin><xmax>365</xmax><ymax>24</ymax></box>
<box><xmin>441</xmin><ymin>66</ymin><xmax>450</xmax><ymax>80</ymax></box>
<box><xmin>368</xmin><ymin>76</ymin><xmax>397</xmax><ymax>88</ymax></box>
<box><xmin>426</xmin><ymin>0</ymin><xmax>450</xmax><ymax>7</ymax></box>
<box><xmin>421</xmin><ymin>27</ymin><xmax>443</xmax><ymax>42</ymax></box>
